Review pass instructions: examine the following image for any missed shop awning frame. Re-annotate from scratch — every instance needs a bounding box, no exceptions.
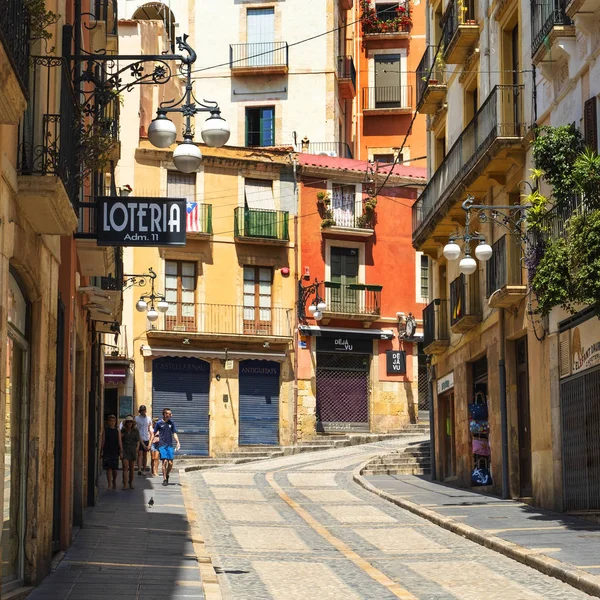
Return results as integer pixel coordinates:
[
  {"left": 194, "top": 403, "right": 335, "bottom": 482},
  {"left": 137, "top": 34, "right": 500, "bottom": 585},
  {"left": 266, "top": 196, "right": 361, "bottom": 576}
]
[{"left": 298, "top": 326, "right": 395, "bottom": 340}]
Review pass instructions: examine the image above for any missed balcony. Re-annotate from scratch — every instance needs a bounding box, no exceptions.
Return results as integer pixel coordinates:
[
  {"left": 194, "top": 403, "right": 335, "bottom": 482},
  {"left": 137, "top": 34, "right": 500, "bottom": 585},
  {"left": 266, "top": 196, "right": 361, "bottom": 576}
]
[
  {"left": 92, "top": 0, "right": 119, "bottom": 53},
  {"left": 323, "top": 282, "right": 382, "bottom": 322},
  {"left": 320, "top": 187, "right": 375, "bottom": 237},
  {"left": 361, "top": 1, "right": 412, "bottom": 45},
  {"left": 103, "top": 325, "right": 130, "bottom": 361},
  {"left": 81, "top": 250, "right": 123, "bottom": 326},
  {"left": 412, "top": 84, "right": 526, "bottom": 251},
  {"left": 17, "top": 56, "right": 81, "bottom": 235},
  {"left": 441, "top": 0, "right": 479, "bottom": 64},
  {"left": 362, "top": 86, "right": 413, "bottom": 116},
  {"left": 0, "top": 0, "right": 29, "bottom": 123},
  {"left": 423, "top": 299, "right": 449, "bottom": 354},
  {"left": 566, "top": 0, "right": 600, "bottom": 18},
  {"left": 531, "top": 0, "right": 574, "bottom": 63},
  {"left": 234, "top": 207, "right": 289, "bottom": 244},
  {"left": 337, "top": 56, "right": 357, "bottom": 99},
  {"left": 302, "top": 141, "right": 353, "bottom": 158},
  {"left": 416, "top": 45, "right": 447, "bottom": 114},
  {"left": 229, "top": 42, "right": 289, "bottom": 76},
  {"left": 149, "top": 303, "right": 293, "bottom": 340},
  {"left": 450, "top": 274, "right": 481, "bottom": 333},
  {"left": 486, "top": 235, "right": 527, "bottom": 308}
]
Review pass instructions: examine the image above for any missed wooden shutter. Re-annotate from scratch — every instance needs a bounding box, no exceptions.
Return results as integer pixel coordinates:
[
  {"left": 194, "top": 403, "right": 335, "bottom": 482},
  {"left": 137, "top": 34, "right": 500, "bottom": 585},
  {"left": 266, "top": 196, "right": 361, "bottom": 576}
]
[{"left": 584, "top": 97, "right": 598, "bottom": 153}]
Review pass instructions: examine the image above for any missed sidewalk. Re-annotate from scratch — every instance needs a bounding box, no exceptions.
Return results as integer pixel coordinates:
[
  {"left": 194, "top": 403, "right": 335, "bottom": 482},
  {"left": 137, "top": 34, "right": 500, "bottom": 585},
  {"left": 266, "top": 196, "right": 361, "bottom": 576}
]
[
  {"left": 27, "top": 469, "right": 217, "bottom": 600},
  {"left": 355, "top": 469, "right": 600, "bottom": 598}
]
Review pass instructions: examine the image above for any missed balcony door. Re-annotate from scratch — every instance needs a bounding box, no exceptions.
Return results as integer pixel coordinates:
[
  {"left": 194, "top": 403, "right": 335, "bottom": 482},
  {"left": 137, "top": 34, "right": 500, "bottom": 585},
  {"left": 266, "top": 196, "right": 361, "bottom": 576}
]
[
  {"left": 330, "top": 247, "right": 359, "bottom": 312},
  {"left": 375, "top": 54, "right": 401, "bottom": 108},
  {"left": 165, "top": 260, "right": 196, "bottom": 331},
  {"left": 331, "top": 184, "right": 356, "bottom": 227},
  {"left": 243, "top": 266, "right": 272, "bottom": 335},
  {"left": 247, "top": 8, "right": 275, "bottom": 66}
]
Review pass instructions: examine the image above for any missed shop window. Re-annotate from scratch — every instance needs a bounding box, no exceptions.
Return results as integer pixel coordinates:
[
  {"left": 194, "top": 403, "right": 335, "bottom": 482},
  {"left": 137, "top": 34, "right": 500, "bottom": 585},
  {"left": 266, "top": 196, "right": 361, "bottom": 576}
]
[
  {"left": 164, "top": 261, "right": 196, "bottom": 331},
  {"left": 469, "top": 356, "right": 492, "bottom": 487},
  {"left": 243, "top": 266, "right": 273, "bottom": 334}
]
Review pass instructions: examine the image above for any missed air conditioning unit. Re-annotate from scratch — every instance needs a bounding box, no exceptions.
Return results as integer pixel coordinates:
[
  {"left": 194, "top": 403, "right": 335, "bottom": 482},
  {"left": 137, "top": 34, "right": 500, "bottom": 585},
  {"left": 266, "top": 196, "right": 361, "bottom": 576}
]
[{"left": 317, "top": 151, "right": 337, "bottom": 157}]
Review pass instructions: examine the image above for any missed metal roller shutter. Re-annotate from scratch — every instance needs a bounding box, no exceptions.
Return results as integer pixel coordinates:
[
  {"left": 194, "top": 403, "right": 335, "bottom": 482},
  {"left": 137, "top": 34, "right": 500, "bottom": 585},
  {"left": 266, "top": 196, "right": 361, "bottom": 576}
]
[
  {"left": 152, "top": 357, "right": 210, "bottom": 456},
  {"left": 239, "top": 360, "right": 280, "bottom": 445}
]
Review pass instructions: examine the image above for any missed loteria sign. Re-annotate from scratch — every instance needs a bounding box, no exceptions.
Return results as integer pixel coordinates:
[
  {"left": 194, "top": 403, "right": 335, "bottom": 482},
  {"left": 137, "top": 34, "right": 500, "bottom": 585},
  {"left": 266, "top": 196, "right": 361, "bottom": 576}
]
[{"left": 96, "top": 197, "right": 186, "bottom": 246}]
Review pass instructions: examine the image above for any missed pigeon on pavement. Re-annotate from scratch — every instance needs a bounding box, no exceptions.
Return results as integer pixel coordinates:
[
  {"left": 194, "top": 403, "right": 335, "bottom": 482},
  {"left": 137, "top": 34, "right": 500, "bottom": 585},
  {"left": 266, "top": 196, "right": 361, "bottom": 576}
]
[{"left": 148, "top": 497, "right": 154, "bottom": 508}]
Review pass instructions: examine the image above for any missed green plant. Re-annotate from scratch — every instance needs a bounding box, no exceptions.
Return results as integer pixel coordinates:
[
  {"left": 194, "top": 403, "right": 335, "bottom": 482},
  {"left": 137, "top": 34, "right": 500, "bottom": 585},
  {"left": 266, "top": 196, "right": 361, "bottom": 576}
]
[
  {"left": 24, "top": 0, "right": 60, "bottom": 49},
  {"left": 80, "top": 120, "right": 119, "bottom": 174},
  {"left": 356, "top": 214, "right": 372, "bottom": 228},
  {"left": 320, "top": 217, "right": 336, "bottom": 228},
  {"left": 316, "top": 191, "right": 331, "bottom": 204},
  {"left": 532, "top": 125, "right": 585, "bottom": 207},
  {"left": 572, "top": 148, "right": 600, "bottom": 209},
  {"left": 524, "top": 189, "right": 548, "bottom": 232},
  {"left": 364, "top": 197, "right": 377, "bottom": 212},
  {"left": 531, "top": 235, "right": 571, "bottom": 315}
]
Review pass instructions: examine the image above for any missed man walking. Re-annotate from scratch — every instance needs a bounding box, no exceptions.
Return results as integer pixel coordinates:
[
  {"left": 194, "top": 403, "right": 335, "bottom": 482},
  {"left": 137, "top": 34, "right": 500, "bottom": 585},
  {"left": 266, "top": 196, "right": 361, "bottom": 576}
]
[
  {"left": 135, "top": 405, "right": 153, "bottom": 475},
  {"left": 154, "top": 408, "right": 180, "bottom": 486}
]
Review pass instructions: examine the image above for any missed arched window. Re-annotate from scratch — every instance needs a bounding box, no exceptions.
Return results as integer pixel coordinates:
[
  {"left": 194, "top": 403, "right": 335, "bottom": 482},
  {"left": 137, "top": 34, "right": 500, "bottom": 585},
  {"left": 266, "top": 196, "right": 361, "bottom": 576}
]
[{"left": 132, "top": 2, "right": 177, "bottom": 51}]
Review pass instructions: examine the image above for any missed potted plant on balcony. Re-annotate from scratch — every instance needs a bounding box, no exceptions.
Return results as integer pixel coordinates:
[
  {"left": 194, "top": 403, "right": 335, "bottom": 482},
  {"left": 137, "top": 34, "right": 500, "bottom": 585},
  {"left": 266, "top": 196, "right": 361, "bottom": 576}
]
[
  {"left": 320, "top": 207, "right": 336, "bottom": 228},
  {"left": 316, "top": 191, "right": 331, "bottom": 206},
  {"left": 24, "top": 0, "right": 60, "bottom": 49}
]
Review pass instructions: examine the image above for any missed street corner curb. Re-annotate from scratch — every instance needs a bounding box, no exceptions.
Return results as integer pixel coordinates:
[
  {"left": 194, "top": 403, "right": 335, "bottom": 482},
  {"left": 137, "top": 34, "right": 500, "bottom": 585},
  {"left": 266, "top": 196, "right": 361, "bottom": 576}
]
[
  {"left": 352, "top": 461, "right": 600, "bottom": 599},
  {"left": 179, "top": 469, "right": 223, "bottom": 600}
]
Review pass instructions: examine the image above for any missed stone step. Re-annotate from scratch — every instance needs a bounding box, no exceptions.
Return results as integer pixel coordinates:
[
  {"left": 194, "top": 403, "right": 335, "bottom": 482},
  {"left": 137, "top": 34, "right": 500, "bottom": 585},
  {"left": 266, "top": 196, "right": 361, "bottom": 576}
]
[
  {"left": 362, "top": 467, "right": 431, "bottom": 476},
  {"left": 371, "top": 457, "right": 431, "bottom": 466},
  {"left": 218, "top": 451, "right": 280, "bottom": 459}
]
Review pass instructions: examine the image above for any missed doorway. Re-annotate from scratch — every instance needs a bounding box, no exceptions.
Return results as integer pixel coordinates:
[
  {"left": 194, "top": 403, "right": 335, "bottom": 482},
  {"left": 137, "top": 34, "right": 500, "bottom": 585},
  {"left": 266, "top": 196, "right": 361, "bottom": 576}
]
[
  {"left": 439, "top": 391, "right": 455, "bottom": 479},
  {"left": 516, "top": 337, "right": 532, "bottom": 497},
  {"left": 374, "top": 54, "right": 401, "bottom": 108},
  {"left": 104, "top": 388, "right": 118, "bottom": 425}
]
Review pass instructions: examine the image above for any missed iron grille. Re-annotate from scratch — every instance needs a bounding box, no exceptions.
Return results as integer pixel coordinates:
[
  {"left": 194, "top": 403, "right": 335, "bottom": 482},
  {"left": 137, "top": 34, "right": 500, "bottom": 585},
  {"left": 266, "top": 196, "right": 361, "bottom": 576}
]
[
  {"left": 316, "top": 353, "right": 370, "bottom": 431},
  {"left": 561, "top": 366, "right": 600, "bottom": 511},
  {"left": 417, "top": 345, "right": 429, "bottom": 411}
]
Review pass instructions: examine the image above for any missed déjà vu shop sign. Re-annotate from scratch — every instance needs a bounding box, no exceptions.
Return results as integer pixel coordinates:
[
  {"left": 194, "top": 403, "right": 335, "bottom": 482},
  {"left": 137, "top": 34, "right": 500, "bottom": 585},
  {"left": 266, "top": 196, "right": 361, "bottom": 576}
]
[
  {"left": 316, "top": 337, "right": 374, "bottom": 354},
  {"left": 97, "top": 197, "right": 186, "bottom": 246}
]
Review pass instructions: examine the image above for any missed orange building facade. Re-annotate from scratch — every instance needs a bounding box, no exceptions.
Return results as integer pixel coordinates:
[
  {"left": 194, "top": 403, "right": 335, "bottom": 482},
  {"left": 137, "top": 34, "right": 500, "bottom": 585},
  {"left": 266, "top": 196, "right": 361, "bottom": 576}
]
[{"left": 295, "top": 154, "right": 427, "bottom": 438}]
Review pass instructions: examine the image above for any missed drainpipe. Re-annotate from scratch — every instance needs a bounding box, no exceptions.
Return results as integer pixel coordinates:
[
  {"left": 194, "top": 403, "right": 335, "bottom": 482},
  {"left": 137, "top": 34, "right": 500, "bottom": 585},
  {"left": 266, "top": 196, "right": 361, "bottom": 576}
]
[
  {"left": 499, "top": 307, "right": 510, "bottom": 499},
  {"left": 291, "top": 154, "right": 299, "bottom": 445},
  {"left": 427, "top": 355, "right": 436, "bottom": 480}
]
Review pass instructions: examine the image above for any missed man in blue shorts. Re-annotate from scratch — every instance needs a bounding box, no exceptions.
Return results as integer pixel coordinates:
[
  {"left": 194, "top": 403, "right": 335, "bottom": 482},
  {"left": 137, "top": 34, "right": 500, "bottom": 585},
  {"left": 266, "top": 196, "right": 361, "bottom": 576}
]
[{"left": 154, "top": 408, "right": 180, "bottom": 486}]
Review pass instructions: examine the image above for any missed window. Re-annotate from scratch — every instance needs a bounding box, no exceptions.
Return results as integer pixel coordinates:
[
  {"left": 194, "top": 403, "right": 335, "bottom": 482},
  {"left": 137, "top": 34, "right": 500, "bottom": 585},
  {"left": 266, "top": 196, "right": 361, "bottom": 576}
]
[
  {"left": 244, "top": 178, "right": 276, "bottom": 210},
  {"left": 331, "top": 184, "right": 357, "bottom": 227},
  {"left": 330, "top": 246, "right": 359, "bottom": 311},
  {"left": 373, "top": 153, "right": 395, "bottom": 164},
  {"left": 246, "top": 107, "right": 275, "bottom": 147},
  {"left": 376, "top": 2, "right": 399, "bottom": 20},
  {"left": 584, "top": 97, "right": 598, "bottom": 153},
  {"left": 375, "top": 54, "right": 401, "bottom": 108},
  {"left": 420, "top": 255, "right": 430, "bottom": 301},
  {"left": 167, "top": 171, "right": 195, "bottom": 202},
  {"left": 243, "top": 266, "right": 272, "bottom": 334},
  {"left": 246, "top": 8, "right": 275, "bottom": 67},
  {"left": 164, "top": 261, "right": 196, "bottom": 331}
]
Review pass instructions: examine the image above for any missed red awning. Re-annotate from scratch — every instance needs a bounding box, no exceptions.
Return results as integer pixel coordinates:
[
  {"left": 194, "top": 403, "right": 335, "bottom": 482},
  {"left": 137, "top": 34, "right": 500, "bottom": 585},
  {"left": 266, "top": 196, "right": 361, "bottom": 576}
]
[{"left": 105, "top": 365, "right": 127, "bottom": 385}]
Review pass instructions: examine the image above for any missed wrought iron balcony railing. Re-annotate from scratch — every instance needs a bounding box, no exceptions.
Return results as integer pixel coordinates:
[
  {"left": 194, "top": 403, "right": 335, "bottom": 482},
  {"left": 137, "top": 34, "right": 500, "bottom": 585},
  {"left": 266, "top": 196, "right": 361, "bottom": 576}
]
[
  {"left": 302, "top": 142, "right": 353, "bottom": 158},
  {"left": 486, "top": 235, "right": 523, "bottom": 297},
  {"left": 18, "top": 57, "right": 82, "bottom": 209},
  {"left": 155, "top": 303, "right": 293, "bottom": 337},
  {"left": 230, "top": 42, "right": 289, "bottom": 70},
  {"left": 337, "top": 55, "right": 356, "bottom": 88},
  {"left": 234, "top": 207, "right": 289, "bottom": 241},
  {"left": 103, "top": 324, "right": 129, "bottom": 359},
  {"left": 442, "top": 0, "right": 477, "bottom": 49},
  {"left": 450, "top": 274, "right": 481, "bottom": 328},
  {"left": 361, "top": 1, "right": 412, "bottom": 35},
  {"left": 413, "top": 84, "right": 525, "bottom": 242},
  {"left": 324, "top": 282, "right": 382, "bottom": 315},
  {"left": 416, "top": 45, "right": 446, "bottom": 107},
  {"left": 362, "top": 85, "right": 412, "bottom": 110},
  {"left": 531, "top": 0, "right": 571, "bottom": 57},
  {"left": 423, "top": 299, "right": 449, "bottom": 349},
  {"left": 0, "top": 0, "right": 30, "bottom": 96}
]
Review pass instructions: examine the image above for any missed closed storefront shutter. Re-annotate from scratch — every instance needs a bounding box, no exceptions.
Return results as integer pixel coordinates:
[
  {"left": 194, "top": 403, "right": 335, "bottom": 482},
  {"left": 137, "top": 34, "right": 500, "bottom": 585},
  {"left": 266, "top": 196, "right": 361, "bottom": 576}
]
[
  {"left": 239, "top": 360, "right": 280, "bottom": 445},
  {"left": 152, "top": 357, "right": 210, "bottom": 456}
]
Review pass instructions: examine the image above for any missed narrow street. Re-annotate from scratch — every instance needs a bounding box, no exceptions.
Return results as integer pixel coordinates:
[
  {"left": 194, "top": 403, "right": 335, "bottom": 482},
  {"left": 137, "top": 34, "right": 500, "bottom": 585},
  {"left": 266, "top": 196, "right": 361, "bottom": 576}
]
[{"left": 189, "top": 439, "right": 595, "bottom": 600}]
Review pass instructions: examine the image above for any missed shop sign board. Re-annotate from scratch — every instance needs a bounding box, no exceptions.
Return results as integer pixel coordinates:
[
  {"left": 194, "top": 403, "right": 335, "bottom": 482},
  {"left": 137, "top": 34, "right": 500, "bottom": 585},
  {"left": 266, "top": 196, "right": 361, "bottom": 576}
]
[
  {"left": 386, "top": 350, "right": 406, "bottom": 374},
  {"left": 437, "top": 371, "right": 454, "bottom": 395},
  {"left": 97, "top": 197, "right": 186, "bottom": 246},
  {"left": 316, "top": 336, "right": 373, "bottom": 354},
  {"left": 571, "top": 319, "right": 600, "bottom": 374}
]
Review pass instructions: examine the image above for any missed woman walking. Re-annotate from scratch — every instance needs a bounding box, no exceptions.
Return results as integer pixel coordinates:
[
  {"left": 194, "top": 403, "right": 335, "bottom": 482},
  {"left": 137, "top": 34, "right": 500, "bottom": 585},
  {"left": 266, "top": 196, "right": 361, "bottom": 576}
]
[
  {"left": 101, "top": 415, "right": 122, "bottom": 490},
  {"left": 150, "top": 417, "right": 160, "bottom": 476},
  {"left": 121, "top": 415, "right": 141, "bottom": 489}
]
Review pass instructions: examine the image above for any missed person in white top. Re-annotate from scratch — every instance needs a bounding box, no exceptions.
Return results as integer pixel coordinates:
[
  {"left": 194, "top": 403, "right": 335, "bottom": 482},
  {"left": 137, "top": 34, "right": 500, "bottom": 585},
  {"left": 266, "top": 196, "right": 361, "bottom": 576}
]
[{"left": 135, "top": 405, "right": 153, "bottom": 475}]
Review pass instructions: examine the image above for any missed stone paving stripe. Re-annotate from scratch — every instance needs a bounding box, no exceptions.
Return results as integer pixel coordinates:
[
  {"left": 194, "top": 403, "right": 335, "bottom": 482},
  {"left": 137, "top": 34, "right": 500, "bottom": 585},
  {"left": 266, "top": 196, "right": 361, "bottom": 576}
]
[
  {"left": 265, "top": 471, "right": 418, "bottom": 600},
  {"left": 202, "top": 472, "right": 257, "bottom": 486},
  {"left": 219, "top": 502, "right": 284, "bottom": 523},
  {"left": 231, "top": 525, "right": 311, "bottom": 553},
  {"left": 210, "top": 487, "right": 266, "bottom": 501},
  {"left": 252, "top": 560, "right": 363, "bottom": 600},
  {"left": 298, "top": 488, "right": 362, "bottom": 503},
  {"left": 409, "top": 560, "right": 548, "bottom": 600},
  {"left": 354, "top": 527, "right": 451, "bottom": 555},
  {"left": 64, "top": 560, "right": 199, "bottom": 569},
  {"left": 322, "top": 504, "right": 397, "bottom": 523},
  {"left": 286, "top": 472, "right": 338, "bottom": 487},
  {"left": 484, "top": 525, "right": 569, "bottom": 533}
]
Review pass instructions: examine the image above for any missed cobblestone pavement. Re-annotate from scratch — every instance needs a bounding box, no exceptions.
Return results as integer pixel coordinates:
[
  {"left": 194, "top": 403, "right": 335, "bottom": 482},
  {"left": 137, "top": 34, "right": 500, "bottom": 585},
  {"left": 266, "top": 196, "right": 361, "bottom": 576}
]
[{"left": 189, "top": 437, "right": 596, "bottom": 600}]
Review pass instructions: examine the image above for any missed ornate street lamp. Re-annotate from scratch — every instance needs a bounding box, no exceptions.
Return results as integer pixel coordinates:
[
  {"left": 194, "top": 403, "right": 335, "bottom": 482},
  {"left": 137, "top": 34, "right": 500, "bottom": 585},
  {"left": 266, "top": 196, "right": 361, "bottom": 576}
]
[
  {"left": 123, "top": 268, "right": 169, "bottom": 322},
  {"left": 298, "top": 279, "right": 327, "bottom": 322}
]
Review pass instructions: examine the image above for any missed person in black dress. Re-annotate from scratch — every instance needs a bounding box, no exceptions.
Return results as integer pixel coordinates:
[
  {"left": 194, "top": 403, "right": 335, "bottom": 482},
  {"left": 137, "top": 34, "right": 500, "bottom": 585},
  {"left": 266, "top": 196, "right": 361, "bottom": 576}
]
[{"left": 101, "top": 415, "right": 123, "bottom": 490}]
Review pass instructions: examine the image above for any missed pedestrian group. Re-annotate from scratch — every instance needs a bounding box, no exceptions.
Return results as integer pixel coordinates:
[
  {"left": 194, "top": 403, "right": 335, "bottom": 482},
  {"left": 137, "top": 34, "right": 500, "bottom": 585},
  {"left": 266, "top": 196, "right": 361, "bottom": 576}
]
[{"left": 101, "top": 406, "right": 181, "bottom": 490}]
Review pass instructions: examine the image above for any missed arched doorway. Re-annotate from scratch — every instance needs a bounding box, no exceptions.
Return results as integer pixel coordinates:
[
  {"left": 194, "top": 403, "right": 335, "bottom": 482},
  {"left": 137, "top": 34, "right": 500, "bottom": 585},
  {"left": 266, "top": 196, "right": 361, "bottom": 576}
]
[
  {"left": 152, "top": 357, "right": 210, "bottom": 456},
  {"left": 132, "top": 2, "right": 177, "bottom": 50}
]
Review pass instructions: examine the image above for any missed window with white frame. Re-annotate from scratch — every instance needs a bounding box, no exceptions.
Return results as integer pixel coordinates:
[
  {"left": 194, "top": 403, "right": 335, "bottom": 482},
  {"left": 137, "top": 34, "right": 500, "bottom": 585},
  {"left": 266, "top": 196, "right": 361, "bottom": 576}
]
[
  {"left": 420, "top": 254, "right": 430, "bottom": 302},
  {"left": 331, "top": 184, "right": 358, "bottom": 227}
]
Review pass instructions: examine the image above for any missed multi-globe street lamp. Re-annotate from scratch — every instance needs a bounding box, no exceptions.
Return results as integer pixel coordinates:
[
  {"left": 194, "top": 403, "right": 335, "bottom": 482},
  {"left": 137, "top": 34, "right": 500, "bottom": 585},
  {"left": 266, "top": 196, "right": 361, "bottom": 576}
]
[{"left": 124, "top": 268, "right": 169, "bottom": 323}]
